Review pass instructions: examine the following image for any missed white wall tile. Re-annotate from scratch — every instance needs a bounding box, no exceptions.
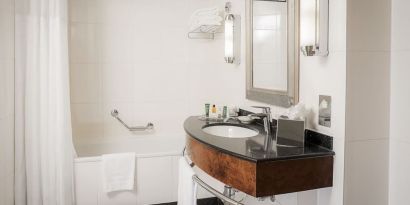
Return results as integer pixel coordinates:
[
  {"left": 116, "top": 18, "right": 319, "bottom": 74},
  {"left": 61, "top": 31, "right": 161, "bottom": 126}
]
[
  {"left": 346, "top": 51, "right": 390, "bottom": 141},
  {"left": 0, "top": 61, "right": 14, "bottom": 119},
  {"left": 98, "top": 25, "right": 135, "bottom": 64},
  {"left": 389, "top": 140, "right": 410, "bottom": 205},
  {"left": 390, "top": 51, "right": 410, "bottom": 144},
  {"left": 390, "top": 1, "right": 410, "bottom": 204},
  {"left": 0, "top": 8, "right": 14, "bottom": 62},
  {"left": 158, "top": 0, "right": 190, "bottom": 28},
  {"left": 133, "top": 0, "right": 161, "bottom": 29},
  {"left": 70, "top": 63, "right": 102, "bottom": 103},
  {"left": 0, "top": 3, "right": 14, "bottom": 205},
  {"left": 99, "top": 0, "right": 137, "bottom": 25},
  {"left": 132, "top": 31, "right": 161, "bottom": 63},
  {"left": 391, "top": 0, "right": 410, "bottom": 51},
  {"left": 71, "top": 103, "right": 104, "bottom": 142},
  {"left": 344, "top": 139, "right": 389, "bottom": 205},
  {"left": 101, "top": 64, "right": 135, "bottom": 103},
  {"left": 70, "top": 23, "right": 100, "bottom": 63},
  {"left": 347, "top": 0, "right": 391, "bottom": 51},
  {"left": 0, "top": 117, "right": 14, "bottom": 205},
  {"left": 69, "top": 0, "right": 101, "bottom": 23}
]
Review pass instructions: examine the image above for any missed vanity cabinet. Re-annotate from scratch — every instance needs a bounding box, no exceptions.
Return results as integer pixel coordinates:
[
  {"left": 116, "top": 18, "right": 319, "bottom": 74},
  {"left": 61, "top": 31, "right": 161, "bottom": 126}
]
[{"left": 187, "top": 136, "right": 333, "bottom": 197}]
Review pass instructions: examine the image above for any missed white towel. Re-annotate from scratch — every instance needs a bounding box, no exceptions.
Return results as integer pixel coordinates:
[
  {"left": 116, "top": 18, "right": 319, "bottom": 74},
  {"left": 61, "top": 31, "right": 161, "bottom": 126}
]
[
  {"left": 177, "top": 157, "right": 197, "bottom": 205},
  {"left": 189, "top": 7, "right": 222, "bottom": 31},
  {"left": 101, "top": 153, "right": 136, "bottom": 193}
]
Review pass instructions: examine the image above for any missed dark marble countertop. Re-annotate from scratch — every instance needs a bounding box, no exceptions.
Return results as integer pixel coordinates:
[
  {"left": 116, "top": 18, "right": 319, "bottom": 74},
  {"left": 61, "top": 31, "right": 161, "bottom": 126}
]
[{"left": 184, "top": 116, "right": 335, "bottom": 163}]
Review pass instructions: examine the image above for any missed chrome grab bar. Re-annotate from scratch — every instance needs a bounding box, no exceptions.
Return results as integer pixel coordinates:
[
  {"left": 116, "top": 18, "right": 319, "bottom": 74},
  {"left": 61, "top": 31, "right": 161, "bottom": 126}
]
[
  {"left": 192, "top": 175, "right": 244, "bottom": 205},
  {"left": 110, "top": 109, "right": 154, "bottom": 131}
]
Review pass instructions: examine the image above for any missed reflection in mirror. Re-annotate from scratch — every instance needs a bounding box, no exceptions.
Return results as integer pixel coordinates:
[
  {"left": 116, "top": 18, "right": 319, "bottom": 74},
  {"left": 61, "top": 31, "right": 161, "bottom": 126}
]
[
  {"left": 253, "top": 0, "right": 287, "bottom": 91},
  {"left": 246, "top": 0, "right": 299, "bottom": 108}
]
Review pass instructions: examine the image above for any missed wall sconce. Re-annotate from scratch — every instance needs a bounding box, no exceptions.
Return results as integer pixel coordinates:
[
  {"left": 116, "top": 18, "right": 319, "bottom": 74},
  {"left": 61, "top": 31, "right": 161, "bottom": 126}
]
[
  {"left": 301, "top": 0, "right": 329, "bottom": 56},
  {"left": 224, "top": 2, "right": 240, "bottom": 64}
]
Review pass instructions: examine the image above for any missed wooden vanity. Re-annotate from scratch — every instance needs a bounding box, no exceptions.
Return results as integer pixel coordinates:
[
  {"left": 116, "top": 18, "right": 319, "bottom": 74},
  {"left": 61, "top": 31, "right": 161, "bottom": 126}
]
[{"left": 184, "top": 116, "right": 334, "bottom": 197}]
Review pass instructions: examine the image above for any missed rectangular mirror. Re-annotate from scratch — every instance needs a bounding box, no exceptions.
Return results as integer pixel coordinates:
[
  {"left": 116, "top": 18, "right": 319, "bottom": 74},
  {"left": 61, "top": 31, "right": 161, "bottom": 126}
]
[{"left": 246, "top": 0, "right": 299, "bottom": 107}]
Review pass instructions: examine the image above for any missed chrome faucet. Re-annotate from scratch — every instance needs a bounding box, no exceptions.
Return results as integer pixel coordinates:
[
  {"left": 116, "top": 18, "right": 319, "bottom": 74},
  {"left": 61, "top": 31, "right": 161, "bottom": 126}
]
[{"left": 249, "top": 106, "right": 274, "bottom": 151}]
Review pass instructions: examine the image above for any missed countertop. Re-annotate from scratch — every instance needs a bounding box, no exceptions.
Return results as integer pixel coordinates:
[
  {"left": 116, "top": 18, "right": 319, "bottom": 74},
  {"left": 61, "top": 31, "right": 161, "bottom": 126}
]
[{"left": 184, "top": 116, "right": 335, "bottom": 162}]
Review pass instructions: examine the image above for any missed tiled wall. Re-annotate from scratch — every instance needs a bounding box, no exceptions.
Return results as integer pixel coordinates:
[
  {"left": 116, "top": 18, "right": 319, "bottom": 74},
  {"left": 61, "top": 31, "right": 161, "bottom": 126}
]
[
  {"left": 69, "top": 0, "right": 246, "bottom": 143},
  {"left": 344, "top": 0, "right": 391, "bottom": 204},
  {"left": 390, "top": 0, "right": 410, "bottom": 204},
  {"left": 0, "top": 0, "right": 14, "bottom": 204}
]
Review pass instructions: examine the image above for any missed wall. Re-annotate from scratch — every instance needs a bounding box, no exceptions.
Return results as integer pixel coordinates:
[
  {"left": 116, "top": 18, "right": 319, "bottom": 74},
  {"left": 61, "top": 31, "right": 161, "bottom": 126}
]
[
  {"left": 344, "top": 0, "right": 391, "bottom": 204},
  {"left": 390, "top": 0, "right": 410, "bottom": 204},
  {"left": 69, "top": 0, "right": 347, "bottom": 204},
  {"left": 0, "top": 0, "right": 14, "bottom": 204},
  {"left": 69, "top": 0, "right": 245, "bottom": 144}
]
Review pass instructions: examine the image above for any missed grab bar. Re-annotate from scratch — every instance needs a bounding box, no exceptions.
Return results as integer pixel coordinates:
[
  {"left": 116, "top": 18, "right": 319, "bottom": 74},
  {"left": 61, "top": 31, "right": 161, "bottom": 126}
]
[
  {"left": 110, "top": 109, "right": 154, "bottom": 131},
  {"left": 192, "top": 175, "right": 244, "bottom": 205}
]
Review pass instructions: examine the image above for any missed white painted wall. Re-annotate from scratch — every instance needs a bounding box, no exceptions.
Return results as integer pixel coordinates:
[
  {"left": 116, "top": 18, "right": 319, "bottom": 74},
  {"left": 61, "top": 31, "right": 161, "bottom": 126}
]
[
  {"left": 69, "top": 0, "right": 347, "bottom": 204},
  {"left": 390, "top": 0, "right": 410, "bottom": 204},
  {"left": 0, "top": 0, "right": 14, "bottom": 204},
  {"left": 344, "top": 0, "right": 391, "bottom": 204}
]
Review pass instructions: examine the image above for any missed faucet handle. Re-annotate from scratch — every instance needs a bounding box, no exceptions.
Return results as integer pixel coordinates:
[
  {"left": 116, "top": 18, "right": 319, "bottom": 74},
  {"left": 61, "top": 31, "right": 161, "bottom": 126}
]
[{"left": 251, "top": 106, "right": 271, "bottom": 113}]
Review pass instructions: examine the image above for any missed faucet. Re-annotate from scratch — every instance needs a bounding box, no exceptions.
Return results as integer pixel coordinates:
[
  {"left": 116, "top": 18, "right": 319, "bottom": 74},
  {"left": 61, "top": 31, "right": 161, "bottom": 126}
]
[{"left": 249, "top": 106, "right": 274, "bottom": 151}]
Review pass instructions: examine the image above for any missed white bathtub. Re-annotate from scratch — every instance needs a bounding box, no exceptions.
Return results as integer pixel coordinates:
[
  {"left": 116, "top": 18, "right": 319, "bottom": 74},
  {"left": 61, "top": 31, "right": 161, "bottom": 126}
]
[{"left": 74, "top": 137, "right": 185, "bottom": 205}]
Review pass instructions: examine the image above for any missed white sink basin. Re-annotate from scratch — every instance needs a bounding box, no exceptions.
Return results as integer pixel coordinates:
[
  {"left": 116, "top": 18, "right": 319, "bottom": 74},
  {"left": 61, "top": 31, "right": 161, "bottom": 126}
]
[{"left": 202, "top": 125, "right": 259, "bottom": 138}]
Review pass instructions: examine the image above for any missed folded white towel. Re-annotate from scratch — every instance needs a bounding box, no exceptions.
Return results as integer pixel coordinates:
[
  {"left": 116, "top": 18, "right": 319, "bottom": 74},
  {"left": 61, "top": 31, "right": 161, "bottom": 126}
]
[
  {"left": 189, "top": 16, "right": 223, "bottom": 32},
  {"left": 177, "top": 157, "right": 197, "bottom": 205},
  {"left": 101, "top": 153, "right": 136, "bottom": 193},
  {"left": 189, "top": 7, "right": 222, "bottom": 31}
]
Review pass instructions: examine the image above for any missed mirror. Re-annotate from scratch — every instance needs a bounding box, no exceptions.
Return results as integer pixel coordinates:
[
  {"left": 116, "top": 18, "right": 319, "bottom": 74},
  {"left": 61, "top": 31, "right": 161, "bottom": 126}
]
[{"left": 246, "top": 0, "right": 299, "bottom": 107}]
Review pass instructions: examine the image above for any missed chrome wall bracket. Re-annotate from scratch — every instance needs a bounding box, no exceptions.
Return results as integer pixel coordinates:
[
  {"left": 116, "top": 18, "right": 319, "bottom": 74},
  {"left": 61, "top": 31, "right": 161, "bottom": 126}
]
[
  {"left": 301, "top": 0, "right": 329, "bottom": 56},
  {"left": 110, "top": 109, "right": 154, "bottom": 132}
]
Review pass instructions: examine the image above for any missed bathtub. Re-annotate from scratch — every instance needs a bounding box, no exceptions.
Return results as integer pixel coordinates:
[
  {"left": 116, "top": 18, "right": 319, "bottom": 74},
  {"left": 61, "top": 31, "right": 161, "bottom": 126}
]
[{"left": 74, "top": 137, "right": 185, "bottom": 205}]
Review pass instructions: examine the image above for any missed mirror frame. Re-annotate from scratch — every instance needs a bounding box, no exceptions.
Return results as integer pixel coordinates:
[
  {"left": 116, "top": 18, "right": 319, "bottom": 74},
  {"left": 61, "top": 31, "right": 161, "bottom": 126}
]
[{"left": 246, "top": 0, "right": 300, "bottom": 108}]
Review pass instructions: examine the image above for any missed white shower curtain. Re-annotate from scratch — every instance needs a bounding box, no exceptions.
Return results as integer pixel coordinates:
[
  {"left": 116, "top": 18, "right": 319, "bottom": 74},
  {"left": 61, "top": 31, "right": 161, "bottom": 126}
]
[{"left": 14, "top": 0, "right": 75, "bottom": 204}]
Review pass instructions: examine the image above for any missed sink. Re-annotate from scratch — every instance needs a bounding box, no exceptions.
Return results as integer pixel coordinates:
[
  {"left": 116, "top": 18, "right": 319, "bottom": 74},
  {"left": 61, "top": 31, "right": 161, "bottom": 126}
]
[{"left": 202, "top": 124, "right": 259, "bottom": 138}]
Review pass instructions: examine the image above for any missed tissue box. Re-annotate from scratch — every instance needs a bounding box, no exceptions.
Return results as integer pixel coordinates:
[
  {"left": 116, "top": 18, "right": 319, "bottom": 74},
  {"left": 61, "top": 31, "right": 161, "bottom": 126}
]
[{"left": 276, "top": 118, "right": 305, "bottom": 147}]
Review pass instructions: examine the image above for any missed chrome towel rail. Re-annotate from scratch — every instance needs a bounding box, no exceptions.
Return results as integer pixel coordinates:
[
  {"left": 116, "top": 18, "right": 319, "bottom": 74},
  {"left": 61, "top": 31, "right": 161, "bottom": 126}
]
[
  {"left": 182, "top": 147, "right": 244, "bottom": 205},
  {"left": 110, "top": 109, "right": 154, "bottom": 132},
  {"left": 192, "top": 175, "right": 244, "bottom": 205}
]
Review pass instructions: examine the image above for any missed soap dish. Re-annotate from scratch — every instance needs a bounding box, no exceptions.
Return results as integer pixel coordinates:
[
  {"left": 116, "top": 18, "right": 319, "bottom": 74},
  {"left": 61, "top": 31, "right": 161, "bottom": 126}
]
[{"left": 237, "top": 116, "right": 257, "bottom": 124}]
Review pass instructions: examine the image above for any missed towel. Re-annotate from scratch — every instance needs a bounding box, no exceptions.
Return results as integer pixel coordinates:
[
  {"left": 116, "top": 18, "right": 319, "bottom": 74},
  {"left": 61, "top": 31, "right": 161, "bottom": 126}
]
[
  {"left": 177, "top": 157, "right": 197, "bottom": 205},
  {"left": 101, "top": 153, "right": 136, "bottom": 193},
  {"left": 189, "top": 7, "right": 222, "bottom": 31}
]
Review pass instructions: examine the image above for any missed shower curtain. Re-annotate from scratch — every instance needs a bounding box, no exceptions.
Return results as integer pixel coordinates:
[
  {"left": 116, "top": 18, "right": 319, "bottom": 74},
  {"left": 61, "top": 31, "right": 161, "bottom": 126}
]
[{"left": 14, "top": 0, "right": 75, "bottom": 204}]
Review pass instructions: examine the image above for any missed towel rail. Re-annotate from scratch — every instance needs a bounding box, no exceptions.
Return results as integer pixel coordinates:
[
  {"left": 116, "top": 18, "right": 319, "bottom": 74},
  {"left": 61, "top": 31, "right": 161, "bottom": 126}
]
[
  {"left": 192, "top": 175, "right": 244, "bottom": 205},
  {"left": 182, "top": 147, "right": 244, "bottom": 205}
]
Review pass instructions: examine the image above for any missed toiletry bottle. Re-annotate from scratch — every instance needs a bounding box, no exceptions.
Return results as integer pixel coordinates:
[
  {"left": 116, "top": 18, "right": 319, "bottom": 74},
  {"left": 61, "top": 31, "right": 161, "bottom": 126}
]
[
  {"left": 212, "top": 105, "right": 217, "bottom": 115},
  {"left": 205, "top": 103, "right": 210, "bottom": 117},
  {"left": 222, "top": 106, "right": 228, "bottom": 119}
]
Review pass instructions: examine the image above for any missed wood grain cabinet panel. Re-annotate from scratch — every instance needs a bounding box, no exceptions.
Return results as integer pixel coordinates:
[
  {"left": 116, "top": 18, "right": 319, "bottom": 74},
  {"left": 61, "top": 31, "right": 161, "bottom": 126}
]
[{"left": 186, "top": 135, "right": 333, "bottom": 197}]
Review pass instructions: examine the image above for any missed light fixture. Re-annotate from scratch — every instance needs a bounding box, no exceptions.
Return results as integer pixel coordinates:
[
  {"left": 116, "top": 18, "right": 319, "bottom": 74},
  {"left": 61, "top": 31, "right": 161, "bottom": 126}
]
[
  {"left": 224, "top": 2, "right": 235, "bottom": 64},
  {"left": 301, "top": 0, "right": 329, "bottom": 56}
]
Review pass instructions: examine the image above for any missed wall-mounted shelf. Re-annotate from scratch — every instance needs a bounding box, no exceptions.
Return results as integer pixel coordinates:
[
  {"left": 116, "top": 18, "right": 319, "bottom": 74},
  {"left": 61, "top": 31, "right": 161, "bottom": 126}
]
[{"left": 187, "top": 25, "right": 222, "bottom": 39}]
